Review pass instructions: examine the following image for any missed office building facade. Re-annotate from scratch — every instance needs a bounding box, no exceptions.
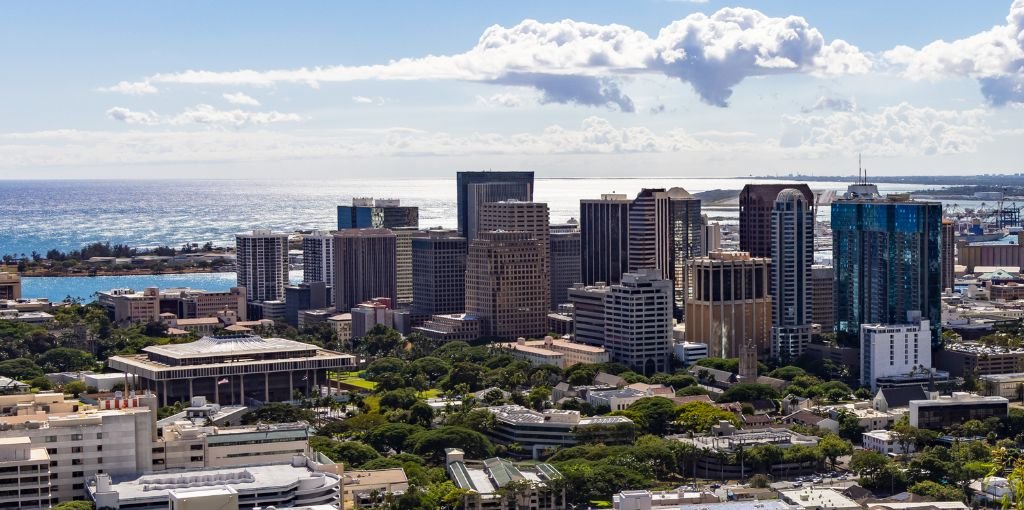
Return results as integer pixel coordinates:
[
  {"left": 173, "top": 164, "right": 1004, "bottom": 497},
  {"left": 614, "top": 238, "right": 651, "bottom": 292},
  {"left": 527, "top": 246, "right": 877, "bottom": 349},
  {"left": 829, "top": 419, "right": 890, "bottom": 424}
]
[
  {"left": 770, "top": 188, "right": 814, "bottom": 360},
  {"left": 159, "top": 287, "right": 247, "bottom": 321},
  {"left": 740, "top": 184, "right": 814, "bottom": 258},
  {"left": 685, "top": 251, "right": 772, "bottom": 358},
  {"left": 860, "top": 318, "right": 932, "bottom": 391},
  {"left": 465, "top": 231, "right": 547, "bottom": 340},
  {"left": 393, "top": 227, "right": 425, "bottom": 306},
  {"left": 580, "top": 194, "right": 631, "bottom": 286},
  {"left": 550, "top": 227, "right": 581, "bottom": 309},
  {"left": 284, "top": 282, "right": 328, "bottom": 327},
  {"left": 235, "top": 230, "right": 288, "bottom": 303},
  {"left": 332, "top": 229, "right": 397, "bottom": 312},
  {"left": 337, "top": 197, "right": 418, "bottom": 230},
  {"left": 810, "top": 265, "right": 835, "bottom": 331},
  {"left": 301, "top": 230, "right": 334, "bottom": 299},
  {"left": 942, "top": 219, "right": 955, "bottom": 291},
  {"left": 832, "top": 184, "right": 942, "bottom": 341},
  {"left": 456, "top": 171, "right": 534, "bottom": 239},
  {"left": 411, "top": 230, "right": 467, "bottom": 316},
  {"left": 0, "top": 274, "right": 20, "bottom": 301}
]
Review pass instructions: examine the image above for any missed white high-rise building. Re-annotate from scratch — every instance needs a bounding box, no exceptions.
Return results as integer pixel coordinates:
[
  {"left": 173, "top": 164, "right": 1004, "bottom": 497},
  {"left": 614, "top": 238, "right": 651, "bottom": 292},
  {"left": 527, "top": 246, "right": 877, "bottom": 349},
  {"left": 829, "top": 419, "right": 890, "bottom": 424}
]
[
  {"left": 770, "top": 189, "right": 814, "bottom": 361},
  {"left": 302, "top": 230, "right": 334, "bottom": 285},
  {"left": 235, "top": 230, "right": 289, "bottom": 302},
  {"left": 860, "top": 314, "right": 932, "bottom": 391}
]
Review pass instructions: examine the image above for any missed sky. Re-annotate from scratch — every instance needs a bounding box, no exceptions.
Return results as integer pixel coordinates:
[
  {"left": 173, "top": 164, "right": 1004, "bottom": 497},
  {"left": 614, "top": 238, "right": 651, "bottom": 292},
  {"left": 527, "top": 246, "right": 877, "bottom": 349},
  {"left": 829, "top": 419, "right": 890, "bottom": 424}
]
[{"left": 1, "top": 1, "right": 1023, "bottom": 179}]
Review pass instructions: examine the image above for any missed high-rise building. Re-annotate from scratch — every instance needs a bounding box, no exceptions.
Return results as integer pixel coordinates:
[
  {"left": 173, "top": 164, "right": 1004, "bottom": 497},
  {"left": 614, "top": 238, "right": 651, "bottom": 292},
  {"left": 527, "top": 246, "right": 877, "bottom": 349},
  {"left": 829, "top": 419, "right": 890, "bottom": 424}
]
[
  {"left": 333, "top": 229, "right": 397, "bottom": 312},
  {"left": 465, "top": 183, "right": 534, "bottom": 241},
  {"left": 479, "top": 200, "right": 552, "bottom": 308},
  {"left": 627, "top": 188, "right": 670, "bottom": 276},
  {"left": 550, "top": 222, "right": 581, "bottom": 309},
  {"left": 811, "top": 265, "right": 835, "bottom": 331},
  {"left": 832, "top": 184, "right": 942, "bottom": 342},
  {"left": 580, "top": 193, "right": 631, "bottom": 286},
  {"left": 685, "top": 251, "right": 772, "bottom": 359},
  {"left": 701, "top": 215, "right": 721, "bottom": 256},
  {"left": 284, "top": 282, "right": 328, "bottom": 327},
  {"left": 770, "top": 188, "right": 815, "bottom": 361},
  {"left": 942, "top": 219, "right": 955, "bottom": 292},
  {"left": 393, "top": 227, "right": 426, "bottom": 306},
  {"left": 235, "top": 230, "right": 289, "bottom": 302},
  {"left": 860, "top": 315, "right": 932, "bottom": 391},
  {"left": 0, "top": 273, "right": 20, "bottom": 300},
  {"left": 456, "top": 171, "right": 534, "bottom": 239},
  {"left": 740, "top": 184, "right": 815, "bottom": 258},
  {"left": 337, "top": 197, "right": 419, "bottom": 230},
  {"left": 465, "top": 231, "right": 547, "bottom": 339},
  {"left": 667, "top": 188, "right": 703, "bottom": 319},
  {"left": 411, "top": 229, "right": 467, "bottom": 316},
  {"left": 567, "top": 270, "right": 672, "bottom": 375},
  {"left": 302, "top": 230, "right": 334, "bottom": 284}
]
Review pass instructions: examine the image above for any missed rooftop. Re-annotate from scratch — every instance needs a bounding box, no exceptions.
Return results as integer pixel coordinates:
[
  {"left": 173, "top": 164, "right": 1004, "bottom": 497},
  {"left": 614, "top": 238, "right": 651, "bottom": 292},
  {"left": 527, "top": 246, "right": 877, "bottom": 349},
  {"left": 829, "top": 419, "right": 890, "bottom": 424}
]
[
  {"left": 449, "top": 458, "right": 559, "bottom": 494},
  {"left": 780, "top": 487, "right": 859, "bottom": 509},
  {"left": 143, "top": 334, "right": 318, "bottom": 359}
]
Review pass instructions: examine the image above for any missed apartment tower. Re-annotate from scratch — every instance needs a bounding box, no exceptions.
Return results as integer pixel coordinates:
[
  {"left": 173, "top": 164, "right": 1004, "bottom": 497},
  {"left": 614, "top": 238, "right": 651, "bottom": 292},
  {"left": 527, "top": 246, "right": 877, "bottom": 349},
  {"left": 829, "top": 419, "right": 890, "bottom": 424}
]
[
  {"left": 739, "top": 184, "right": 814, "bottom": 258},
  {"left": 333, "top": 229, "right": 397, "bottom": 311},
  {"left": 770, "top": 188, "right": 815, "bottom": 360},
  {"left": 235, "top": 229, "right": 289, "bottom": 302},
  {"left": 685, "top": 251, "right": 772, "bottom": 358}
]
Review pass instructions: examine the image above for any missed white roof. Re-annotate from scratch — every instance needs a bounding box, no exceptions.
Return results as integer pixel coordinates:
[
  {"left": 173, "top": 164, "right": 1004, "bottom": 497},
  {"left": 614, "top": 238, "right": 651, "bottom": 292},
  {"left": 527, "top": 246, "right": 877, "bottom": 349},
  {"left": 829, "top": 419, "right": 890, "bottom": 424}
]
[{"left": 143, "top": 334, "right": 317, "bottom": 359}]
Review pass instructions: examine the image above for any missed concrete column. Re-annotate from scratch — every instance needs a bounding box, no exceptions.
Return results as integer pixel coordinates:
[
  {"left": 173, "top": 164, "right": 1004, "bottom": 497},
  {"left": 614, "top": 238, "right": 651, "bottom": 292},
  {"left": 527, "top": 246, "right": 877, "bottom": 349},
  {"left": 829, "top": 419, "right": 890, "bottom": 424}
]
[
  {"left": 265, "top": 372, "right": 270, "bottom": 403},
  {"left": 215, "top": 377, "right": 220, "bottom": 404},
  {"left": 161, "top": 381, "right": 168, "bottom": 407},
  {"left": 239, "top": 375, "right": 245, "bottom": 406},
  {"left": 288, "top": 372, "right": 293, "bottom": 400},
  {"left": 189, "top": 378, "right": 194, "bottom": 402}
]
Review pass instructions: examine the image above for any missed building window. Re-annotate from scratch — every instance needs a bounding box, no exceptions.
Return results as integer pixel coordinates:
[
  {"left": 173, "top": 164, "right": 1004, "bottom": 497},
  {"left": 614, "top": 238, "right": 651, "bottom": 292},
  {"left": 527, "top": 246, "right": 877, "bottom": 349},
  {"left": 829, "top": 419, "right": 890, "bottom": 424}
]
[{"left": 71, "top": 447, "right": 82, "bottom": 454}]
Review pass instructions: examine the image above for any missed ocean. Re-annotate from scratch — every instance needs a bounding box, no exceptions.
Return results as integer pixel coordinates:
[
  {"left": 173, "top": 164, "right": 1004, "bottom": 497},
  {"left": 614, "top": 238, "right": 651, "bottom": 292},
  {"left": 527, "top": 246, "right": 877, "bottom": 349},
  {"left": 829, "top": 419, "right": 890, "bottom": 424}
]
[{"left": 21, "top": 270, "right": 304, "bottom": 303}]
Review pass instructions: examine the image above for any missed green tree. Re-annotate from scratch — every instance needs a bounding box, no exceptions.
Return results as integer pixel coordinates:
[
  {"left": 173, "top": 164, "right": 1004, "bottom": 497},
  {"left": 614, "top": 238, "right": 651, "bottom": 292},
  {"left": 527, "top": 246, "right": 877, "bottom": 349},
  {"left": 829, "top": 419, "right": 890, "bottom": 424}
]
[
  {"left": 309, "top": 437, "right": 380, "bottom": 467},
  {"left": 64, "top": 380, "right": 87, "bottom": 396},
  {"left": 241, "top": 403, "right": 315, "bottom": 425},
  {"left": 406, "top": 426, "right": 495, "bottom": 462},
  {"left": 849, "top": 449, "right": 891, "bottom": 478},
  {"left": 0, "top": 358, "right": 43, "bottom": 380},
  {"left": 365, "top": 423, "right": 425, "bottom": 454},
  {"left": 908, "top": 480, "right": 965, "bottom": 502},
  {"left": 363, "top": 357, "right": 409, "bottom": 382},
  {"left": 407, "top": 401, "right": 435, "bottom": 428},
  {"left": 52, "top": 502, "right": 94, "bottom": 510},
  {"left": 528, "top": 386, "right": 551, "bottom": 410},
  {"left": 441, "top": 362, "right": 487, "bottom": 392},
  {"left": 718, "top": 383, "right": 779, "bottom": 403},
  {"left": 37, "top": 348, "right": 95, "bottom": 372},
  {"left": 675, "top": 401, "right": 740, "bottom": 433},
  {"left": 619, "top": 397, "right": 677, "bottom": 435},
  {"left": 817, "top": 434, "right": 853, "bottom": 471},
  {"left": 379, "top": 388, "right": 421, "bottom": 411}
]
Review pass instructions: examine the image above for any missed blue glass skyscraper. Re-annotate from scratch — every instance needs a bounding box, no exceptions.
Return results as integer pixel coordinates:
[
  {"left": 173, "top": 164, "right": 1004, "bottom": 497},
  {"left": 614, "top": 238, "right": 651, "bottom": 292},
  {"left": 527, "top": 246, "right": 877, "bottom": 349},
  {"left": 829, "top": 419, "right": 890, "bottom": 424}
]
[{"left": 832, "top": 184, "right": 942, "bottom": 344}]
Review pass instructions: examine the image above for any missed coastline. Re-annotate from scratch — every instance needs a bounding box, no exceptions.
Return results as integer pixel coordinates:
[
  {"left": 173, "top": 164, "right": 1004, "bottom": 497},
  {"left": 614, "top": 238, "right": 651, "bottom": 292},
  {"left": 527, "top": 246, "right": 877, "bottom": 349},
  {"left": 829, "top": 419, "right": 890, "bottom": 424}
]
[{"left": 2, "top": 266, "right": 233, "bottom": 278}]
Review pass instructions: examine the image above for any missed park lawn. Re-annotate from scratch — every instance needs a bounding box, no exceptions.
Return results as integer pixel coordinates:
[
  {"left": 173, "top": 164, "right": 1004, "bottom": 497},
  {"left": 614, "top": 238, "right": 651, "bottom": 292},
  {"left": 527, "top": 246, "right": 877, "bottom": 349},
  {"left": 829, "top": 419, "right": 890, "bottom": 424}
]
[
  {"left": 418, "top": 389, "right": 441, "bottom": 399},
  {"left": 589, "top": 500, "right": 612, "bottom": 508},
  {"left": 333, "top": 372, "right": 377, "bottom": 391}
]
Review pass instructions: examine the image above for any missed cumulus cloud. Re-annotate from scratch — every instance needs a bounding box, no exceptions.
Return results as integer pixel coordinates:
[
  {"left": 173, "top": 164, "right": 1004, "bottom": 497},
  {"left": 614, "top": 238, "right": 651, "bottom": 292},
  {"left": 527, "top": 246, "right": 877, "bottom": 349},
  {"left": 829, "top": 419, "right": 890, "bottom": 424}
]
[
  {"left": 351, "top": 95, "right": 391, "bottom": 105},
  {"left": 476, "top": 93, "right": 530, "bottom": 108},
  {"left": 105, "top": 105, "right": 302, "bottom": 128},
  {"left": 801, "top": 96, "right": 856, "bottom": 113},
  {"left": 100, "top": 81, "right": 158, "bottom": 95},
  {"left": 222, "top": 92, "right": 261, "bottom": 106},
  {"left": 883, "top": 0, "right": 1024, "bottom": 106},
  {"left": 104, "top": 8, "right": 868, "bottom": 109},
  {"left": 781, "top": 102, "right": 989, "bottom": 156}
]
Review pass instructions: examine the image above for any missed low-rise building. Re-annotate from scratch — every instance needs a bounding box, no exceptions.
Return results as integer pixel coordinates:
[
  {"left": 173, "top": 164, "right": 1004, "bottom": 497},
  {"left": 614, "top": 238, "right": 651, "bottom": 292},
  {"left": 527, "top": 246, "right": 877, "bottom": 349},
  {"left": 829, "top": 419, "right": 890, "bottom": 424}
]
[
  {"left": 673, "top": 423, "right": 821, "bottom": 480},
  {"left": 0, "top": 309, "right": 54, "bottom": 324},
  {"left": 341, "top": 468, "right": 409, "bottom": 508},
  {"left": 497, "top": 336, "right": 610, "bottom": 369},
  {"left": 0, "top": 437, "right": 50, "bottom": 510},
  {"left": 909, "top": 392, "right": 1008, "bottom": 429},
  {"left": 980, "top": 372, "right": 1024, "bottom": 399},
  {"left": 155, "top": 420, "right": 310, "bottom": 472},
  {"left": 873, "top": 386, "right": 929, "bottom": 413},
  {"left": 587, "top": 384, "right": 674, "bottom": 411},
  {"left": 486, "top": 405, "right": 634, "bottom": 459},
  {"left": 674, "top": 342, "right": 709, "bottom": 366},
  {"left": 935, "top": 342, "right": 1024, "bottom": 377},
  {"left": 781, "top": 411, "right": 839, "bottom": 434},
  {"left": 327, "top": 313, "right": 353, "bottom": 345},
  {"left": 862, "top": 429, "right": 914, "bottom": 455},
  {"left": 98, "top": 287, "right": 161, "bottom": 325},
  {"left": 413, "top": 313, "right": 481, "bottom": 342},
  {"left": 779, "top": 488, "right": 860, "bottom": 510},
  {"left": 445, "top": 449, "right": 566, "bottom": 510},
  {"left": 612, "top": 488, "right": 719, "bottom": 510}
]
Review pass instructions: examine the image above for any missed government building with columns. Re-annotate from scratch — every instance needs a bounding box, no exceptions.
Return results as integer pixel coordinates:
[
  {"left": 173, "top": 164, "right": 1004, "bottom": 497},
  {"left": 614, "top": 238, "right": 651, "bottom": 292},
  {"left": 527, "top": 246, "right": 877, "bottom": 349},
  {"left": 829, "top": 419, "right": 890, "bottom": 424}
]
[{"left": 109, "top": 334, "right": 356, "bottom": 406}]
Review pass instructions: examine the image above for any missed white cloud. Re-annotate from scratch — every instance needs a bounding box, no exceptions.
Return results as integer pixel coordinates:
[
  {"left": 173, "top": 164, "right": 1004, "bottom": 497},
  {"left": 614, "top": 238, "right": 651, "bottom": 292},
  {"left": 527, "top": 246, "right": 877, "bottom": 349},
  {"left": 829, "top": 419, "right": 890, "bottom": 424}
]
[
  {"left": 106, "top": 105, "right": 302, "bottom": 128},
  {"left": 105, "top": 7, "right": 869, "bottom": 109},
  {"left": 475, "top": 93, "right": 530, "bottom": 108},
  {"left": 105, "top": 107, "right": 161, "bottom": 126},
  {"left": 100, "top": 81, "right": 158, "bottom": 95},
  {"left": 222, "top": 92, "right": 261, "bottom": 106},
  {"left": 883, "top": 0, "right": 1024, "bottom": 105},
  {"left": 351, "top": 95, "right": 390, "bottom": 105},
  {"left": 801, "top": 96, "right": 856, "bottom": 113},
  {"left": 781, "top": 103, "right": 990, "bottom": 156}
]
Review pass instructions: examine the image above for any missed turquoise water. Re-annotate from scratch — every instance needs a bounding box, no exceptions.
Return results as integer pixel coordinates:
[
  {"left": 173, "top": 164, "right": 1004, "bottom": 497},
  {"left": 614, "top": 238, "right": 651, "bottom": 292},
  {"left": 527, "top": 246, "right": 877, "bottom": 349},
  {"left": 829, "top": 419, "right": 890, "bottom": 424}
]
[{"left": 22, "top": 270, "right": 302, "bottom": 303}]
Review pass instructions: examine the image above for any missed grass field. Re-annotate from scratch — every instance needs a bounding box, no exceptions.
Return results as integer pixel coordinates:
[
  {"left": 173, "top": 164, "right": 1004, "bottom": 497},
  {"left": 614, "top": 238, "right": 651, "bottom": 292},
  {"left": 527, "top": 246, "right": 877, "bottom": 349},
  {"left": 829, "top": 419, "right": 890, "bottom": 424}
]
[{"left": 332, "top": 371, "right": 377, "bottom": 391}]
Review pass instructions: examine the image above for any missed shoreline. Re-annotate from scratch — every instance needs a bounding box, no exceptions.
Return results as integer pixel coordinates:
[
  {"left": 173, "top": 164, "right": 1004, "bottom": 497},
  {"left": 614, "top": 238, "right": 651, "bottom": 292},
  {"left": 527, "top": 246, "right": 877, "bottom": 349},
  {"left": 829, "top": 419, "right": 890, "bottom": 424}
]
[{"left": 4, "top": 267, "right": 235, "bottom": 278}]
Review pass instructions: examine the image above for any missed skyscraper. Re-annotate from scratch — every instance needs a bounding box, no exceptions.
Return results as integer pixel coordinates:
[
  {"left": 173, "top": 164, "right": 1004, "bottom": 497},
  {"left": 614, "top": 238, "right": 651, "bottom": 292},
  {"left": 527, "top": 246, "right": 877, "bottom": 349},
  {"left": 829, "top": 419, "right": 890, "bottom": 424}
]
[
  {"left": 550, "top": 221, "right": 581, "bottom": 309},
  {"left": 666, "top": 188, "right": 703, "bottom": 319},
  {"left": 333, "top": 229, "right": 397, "bottom": 311},
  {"left": 580, "top": 193, "right": 631, "bottom": 286},
  {"left": 465, "top": 231, "right": 547, "bottom": 339},
  {"left": 284, "top": 281, "right": 328, "bottom": 327},
  {"left": 811, "top": 265, "right": 835, "bottom": 331},
  {"left": 770, "top": 188, "right": 814, "bottom": 361},
  {"left": 832, "top": 184, "right": 942, "bottom": 342},
  {"left": 479, "top": 200, "right": 551, "bottom": 308},
  {"left": 235, "top": 230, "right": 289, "bottom": 302},
  {"left": 568, "top": 269, "right": 673, "bottom": 375},
  {"left": 337, "top": 198, "right": 418, "bottom": 230},
  {"left": 302, "top": 231, "right": 334, "bottom": 302},
  {"left": 685, "top": 251, "right": 772, "bottom": 358},
  {"left": 701, "top": 216, "right": 721, "bottom": 256},
  {"left": 411, "top": 229, "right": 467, "bottom": 316},
  {"left": 627, "top": 188, "right": 670, "bottom": 276},
  {"left": 393, "top": 227, "right": 426, "bottom": 306},
  {"left": 942, "top": 219, "right": 955, "bottom": 292},
  {"left": 740, "top": 184, "right": 814, "bottom": 258},
  {"left": 456, "top": 171, "right": 534, "bottom": 239}
]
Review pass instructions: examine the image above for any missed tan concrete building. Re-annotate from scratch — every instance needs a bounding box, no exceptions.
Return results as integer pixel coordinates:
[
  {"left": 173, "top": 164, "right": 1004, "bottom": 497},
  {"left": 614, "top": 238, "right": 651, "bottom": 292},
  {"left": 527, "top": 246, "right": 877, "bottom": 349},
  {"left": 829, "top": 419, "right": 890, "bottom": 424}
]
[
  {"left": 0, "top": 273, "right": 20, "bottom": 301},
  {"left": 466, "top": 231, "right": 548, "bottom": 340},
  {"left": 98, "top": 287, "right": 161, "bottom": 325},
  {"left": 685, "top": 251, "right": 772, "bottom": 358},
  {"left": 392, "top": 227, "right": 426, "bottom": 306},
  {"left": 342, "top": 468, "right": 409, "bottom": 509},
  {"left": 160, "top": 287, "right": 247, "bottom": 321},
  {"left": 479, "top": 200, "right": 551, "bottom": 306},
  {"left": 498, "top": 336, "right": 610, "bottom": 369},
  {"left": 333, "top": 229, "right": 397, "bottom": 312},
  {"left": 155, "top": 421, "right": 310, "bottom": 472},
  {"left": 0, "top": 437, "right": 50, "bottom": 510},
  {"left": 958, "top": 232, "right": 1024, "bottom": 272}
]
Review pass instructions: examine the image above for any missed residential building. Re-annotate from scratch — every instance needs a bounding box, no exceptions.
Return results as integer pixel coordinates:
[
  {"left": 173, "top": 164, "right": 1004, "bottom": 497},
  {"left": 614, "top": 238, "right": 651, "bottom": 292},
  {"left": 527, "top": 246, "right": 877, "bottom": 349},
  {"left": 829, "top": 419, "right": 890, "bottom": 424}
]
[
  {"left": 90, "top": 455, "right": 341, "bottom": 510},
  {"left": 413, "top": 313, "right": 481, "bottom": 342},
  {"left": 860, "top": 315, "right": 933, "bottom": 391},
  {"left": 781, "top": 410, "right": 840, "bottom": 434},
  {"left": 392, "top": 227, "right": 424, "bottom": 306},
  {"left": 771, "top": 188, "right": 815, "bottom": 360},
  {"left": 484, "top": 406, "right": 633, "bottom": 459},
  {"left": 235, "top": 230, "right": 289, "bottom": 303},
  {"left": 935, "top": 342, "right": 1024, "bottom": 377},
  {"left": 0, "top": 437, "right": 50, "bottom": 509},
  {"left": 832, "top": 184, "right": 942, "bottom": 341},
  {"left": 957, "top": 231, "right": 1024, "bottom": 272},
  {"left": 674, "top": 424, "right": 821, "bottom": 479},
  {"left": 674, "top": 341, "right": 709, "bottom": 366},
  {"left": 411, "top": 229, "right": 467, "bottom": 316},
  {"left": 810, "top": 265, "right": 834, "bottom": 331},
  {"left": 862, "top": 429, "right": 914, "bottom": 455},
  {"left": 327, "top": 313, "right": 352, "bottom": 345},
  {"left": 909, "top": 392, "right": 1008, "bottom": 429},
  {"left": 108, "top": 334, "right": 356, "bottom": 406},
  {"left": 942, "top": 219, "right": 955, "bottom": 291},
  {"left": 498, "top": 336, "right": 609, "bottom": 369},
  {"left": 702, "top": 216, "right": 722, "bottom": 256},
  {"left": 666, "top": 188, "right": 703, "bottom": 319},
  {"left": 0, "top": 273, "right": 20, "bottom": 300},
  {"left": 685, "top": 251, "right": 772, "bottom": 358},
  {"left": 873, "top": 386, "right": 929, "bottom": 413},
  {"left": 98, "top": 287, "right": 161, "bottom": 325},
  {"left": 479, "top": 199, "right": 552, "bottom": 307},
  {"left": 568, "top": 270, "right": 673, "bottom": 375},
  {"left": 333, "top": 229, "right": 397, "bottom": 312},
  {"left": 549, "top": 225, "right": 581, "bottom": 309},
  {"left": 465, "top": 231, "right": 547, "bottom": 340},
  {"left": 341, "top": 468, "right": 409, "bottom": 509},
  {"left": 302, "top": 231, "right": 335, "bottom": 306},
  {"left": 445, "top": 449, "right": 565, "bottom": 510},
  {"left": 739, "top": 184, "right": 814, "bottom": 258},
  {"left": 456, "top": 171, "right": 534, "bottom": 240},
  {"left": 580, "top": 193, "right": 631, "bottom": 285},
  {"left": 159, "top": 287, "right": 247, "bottom": 321},
  {"left": 337, "top": 197, "right": 418, "bottom": 230},
  {"left": 284, "top": 282, "right": 329, "bottom": 327}
]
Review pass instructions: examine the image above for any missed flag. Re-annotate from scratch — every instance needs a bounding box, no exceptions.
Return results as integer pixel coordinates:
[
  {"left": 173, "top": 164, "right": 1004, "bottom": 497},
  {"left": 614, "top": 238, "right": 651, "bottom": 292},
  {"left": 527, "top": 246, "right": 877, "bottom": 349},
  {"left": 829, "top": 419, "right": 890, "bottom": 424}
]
[
  {"left": 302, "top": 374, "right": 308, "bottom": 381},
  {"left": 217, "top": 378, "right": 229, "bottom": 385}
]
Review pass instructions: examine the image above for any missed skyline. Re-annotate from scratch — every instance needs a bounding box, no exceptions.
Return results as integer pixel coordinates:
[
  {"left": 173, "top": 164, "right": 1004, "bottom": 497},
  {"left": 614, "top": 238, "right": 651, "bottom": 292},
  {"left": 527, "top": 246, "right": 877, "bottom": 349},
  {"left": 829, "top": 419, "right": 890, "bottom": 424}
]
[{"left": 2, "top": 1, "right": 1023, "bottom": 179}]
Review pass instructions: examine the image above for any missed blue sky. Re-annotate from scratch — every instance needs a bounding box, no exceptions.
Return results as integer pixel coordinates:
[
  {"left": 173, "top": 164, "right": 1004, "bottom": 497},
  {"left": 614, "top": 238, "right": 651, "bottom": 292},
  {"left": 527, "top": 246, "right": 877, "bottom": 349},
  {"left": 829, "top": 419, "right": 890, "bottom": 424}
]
[{"left": 1, "top": 1, "right": 1022, "bottom": 178}]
